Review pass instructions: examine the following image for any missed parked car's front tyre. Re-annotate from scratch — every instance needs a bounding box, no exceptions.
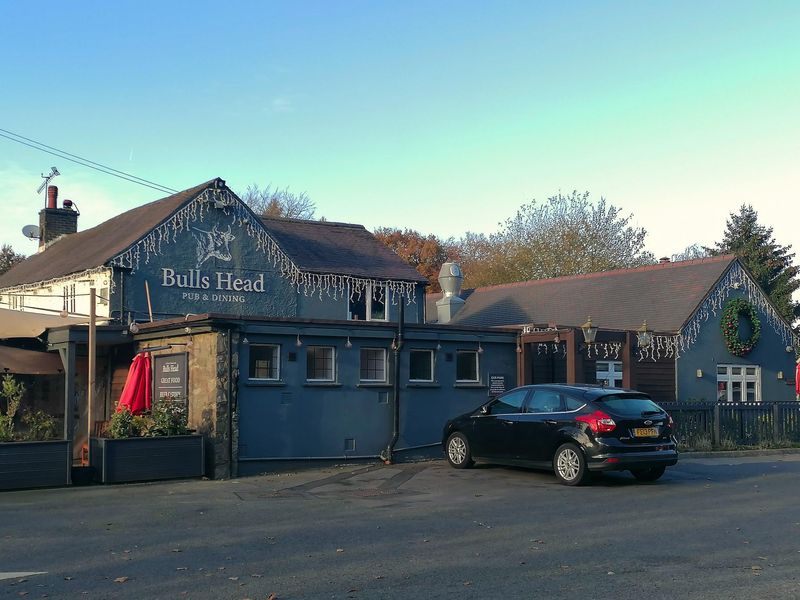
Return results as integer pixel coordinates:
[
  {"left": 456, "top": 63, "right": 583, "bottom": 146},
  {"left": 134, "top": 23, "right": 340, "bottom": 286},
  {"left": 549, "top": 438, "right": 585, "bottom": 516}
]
[
  {"left": 631, "top": 465, "right": 666, "bottom": 482},
  {"left": 446, "top": 432, "right": 474, "bottom": 469},
  {"left": 553, "top": 443, "right": 588, "bottom": 486}
]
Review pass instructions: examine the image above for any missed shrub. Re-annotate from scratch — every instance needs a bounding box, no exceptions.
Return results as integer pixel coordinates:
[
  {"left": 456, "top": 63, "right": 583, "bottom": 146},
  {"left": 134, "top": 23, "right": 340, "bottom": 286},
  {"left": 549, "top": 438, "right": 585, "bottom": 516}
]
[
  {"left": 147, "top": 400, "right": 188, "bottom": 437},
  {"left": 0, "top": 374, "right": 24, "bottom": 442},
  {"left": 21, "top": 410, "right": 58, "bottom": 441},
  {"left": 108, "top": 406, "right": 147, "bottom": 439}
]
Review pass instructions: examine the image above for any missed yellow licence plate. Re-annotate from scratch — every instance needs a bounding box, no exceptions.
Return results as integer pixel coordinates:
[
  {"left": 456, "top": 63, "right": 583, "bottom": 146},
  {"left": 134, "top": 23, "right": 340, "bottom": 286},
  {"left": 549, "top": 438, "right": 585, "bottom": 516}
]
[{"left": 633, "top": 427, "right": 659, "bottom": 437}]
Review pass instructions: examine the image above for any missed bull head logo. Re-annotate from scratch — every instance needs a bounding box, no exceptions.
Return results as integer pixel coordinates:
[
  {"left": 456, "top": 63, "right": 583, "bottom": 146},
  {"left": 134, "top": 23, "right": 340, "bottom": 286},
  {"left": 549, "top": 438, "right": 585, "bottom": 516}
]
[{"left": 191, "top": 225, "right": 236, "bottom": 267}]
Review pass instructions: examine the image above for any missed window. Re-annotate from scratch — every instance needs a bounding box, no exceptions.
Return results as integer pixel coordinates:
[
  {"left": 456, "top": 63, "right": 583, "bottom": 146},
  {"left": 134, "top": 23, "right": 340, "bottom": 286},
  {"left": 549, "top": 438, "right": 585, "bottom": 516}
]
[
  {"left": 596, "top": 360, "right": 623, "bottom": 387},
  {"left": 526, "top": 390, "right": 564, "bottom": 413},
  {"left": 307, "top": 346, "right": 335, "bottom": 382},
  {"left": 456, "top": 350, "right": 479, "bottom": 382},
  {"left": 360, "top": 348, "right": 387, "bottom": 382},
  {"left": 488, "top": 389, "right": 528, "bottom": 415},
  {"left": 717, "top": 364, "right": 760, "bottom": 402},
  {"left": 249, "top": 344, "right": 280, "bottom": 380},
  {"left": 409, "top": 349, "right": 434, "bottom": 382},
  {"left": 348, "top": 283, "right": 387, "bottom": 321},
  {"left": 62, "top": 283, "right": 76, "bottom": 313}
]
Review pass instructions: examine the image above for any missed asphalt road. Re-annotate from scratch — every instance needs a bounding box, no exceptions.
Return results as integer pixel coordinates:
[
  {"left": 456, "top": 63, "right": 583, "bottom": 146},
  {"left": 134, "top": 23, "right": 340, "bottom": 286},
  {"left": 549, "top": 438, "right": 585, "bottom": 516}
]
[{"left": 2, "top": 454, "right": 800, "bottom": 600}]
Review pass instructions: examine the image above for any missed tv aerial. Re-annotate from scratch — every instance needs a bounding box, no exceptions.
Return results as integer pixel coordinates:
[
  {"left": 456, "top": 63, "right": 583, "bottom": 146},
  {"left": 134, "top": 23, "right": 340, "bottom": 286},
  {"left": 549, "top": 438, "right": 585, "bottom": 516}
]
[{"left": 36, "top": 166, "right": 60, "bottom": 204}]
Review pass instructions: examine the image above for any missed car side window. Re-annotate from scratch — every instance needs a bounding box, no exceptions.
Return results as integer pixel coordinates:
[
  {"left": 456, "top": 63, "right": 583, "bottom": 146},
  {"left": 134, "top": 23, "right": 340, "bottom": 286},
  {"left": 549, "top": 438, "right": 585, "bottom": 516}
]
[
  {"left": 488, "top": 389, "right": 528, "bottom": 415},
  {"left": 526, "top": 390, "right": 564, "bottom": 413},
  {"left": 564, "top": 394, "right": 585, "bottom": 411}
]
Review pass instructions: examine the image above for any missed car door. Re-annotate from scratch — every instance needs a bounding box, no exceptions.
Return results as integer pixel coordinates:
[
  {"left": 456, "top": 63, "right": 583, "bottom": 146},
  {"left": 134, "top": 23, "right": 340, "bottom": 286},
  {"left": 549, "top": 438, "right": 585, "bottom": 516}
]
[
  {"left": 517, "top": 389, "right": 566, "bottom": 462},
  {"left": 470, "top": 389, "right": 530, "bottom": 459}
]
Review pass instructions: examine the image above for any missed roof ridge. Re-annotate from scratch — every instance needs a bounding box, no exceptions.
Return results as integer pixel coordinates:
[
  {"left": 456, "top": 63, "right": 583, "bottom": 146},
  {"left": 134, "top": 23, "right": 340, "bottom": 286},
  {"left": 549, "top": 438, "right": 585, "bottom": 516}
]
[
  {"left": 471, "top": 254, "right": 737, "bottom": 292},
  {"left": 259, "top": 216, "right": 366, "bottom": 230}
]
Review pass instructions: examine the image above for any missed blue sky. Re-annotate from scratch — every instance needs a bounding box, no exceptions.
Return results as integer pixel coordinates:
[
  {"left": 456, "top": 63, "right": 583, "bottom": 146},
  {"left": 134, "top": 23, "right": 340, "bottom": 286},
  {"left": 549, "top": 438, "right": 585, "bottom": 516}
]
[{"left": 1, "top": 1, "right": 799, "bottom": 263}]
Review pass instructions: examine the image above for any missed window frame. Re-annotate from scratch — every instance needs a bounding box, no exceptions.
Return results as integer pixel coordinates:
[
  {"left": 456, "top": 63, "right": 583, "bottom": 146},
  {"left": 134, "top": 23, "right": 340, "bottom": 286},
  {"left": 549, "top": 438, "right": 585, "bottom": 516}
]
[
  {"left": 455, "top": 350, "right": 480, "bottom": 383},
  {"left": 409, "top": 349, "right": 435, "bottom": 383},
  {"left": 359, "top": 347, "right": 388, "bottom": 383},
  {"left": 596, "top": 360, "right": 623, "bottom": 387},
  {"left": 248, "top": 343, "right": 281, "bottom": 381},
  {"left": 347, "top": 283, "right": 388, "bottom": 322},
  {"left": 306, "top": 345, "right": 336, "bottom": 382},
  {"left": 716, "top": 363, "right": 761, "bottom": 402}
]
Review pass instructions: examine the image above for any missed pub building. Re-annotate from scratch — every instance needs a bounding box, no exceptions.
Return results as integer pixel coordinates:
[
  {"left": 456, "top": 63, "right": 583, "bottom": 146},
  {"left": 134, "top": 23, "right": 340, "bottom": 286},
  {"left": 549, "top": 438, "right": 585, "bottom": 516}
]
[{"left": 1, "top": 179, "right": 796, "bottom": 480}]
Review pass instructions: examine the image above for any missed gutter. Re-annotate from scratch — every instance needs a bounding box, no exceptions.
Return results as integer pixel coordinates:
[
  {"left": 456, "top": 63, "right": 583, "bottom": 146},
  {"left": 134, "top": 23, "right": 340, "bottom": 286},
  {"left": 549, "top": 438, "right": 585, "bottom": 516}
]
[{"left": 381, "top": 301, "right": 404, "bottom": 464}]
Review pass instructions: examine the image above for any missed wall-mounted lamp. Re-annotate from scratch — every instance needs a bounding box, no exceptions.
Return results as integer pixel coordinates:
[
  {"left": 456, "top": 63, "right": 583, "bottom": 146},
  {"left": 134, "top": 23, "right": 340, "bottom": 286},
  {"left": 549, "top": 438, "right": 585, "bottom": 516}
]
[
  {"left": 553, "top": 331, "right": 561, "bottom": 345},
  {"left": 345, "top": 336, "right": 353, "bottom": 349},
  {"left": 241, "top": 336, "right": 249, "bottom": 345},
  {"left": 516, "top": 340, "right": 523, "bottom": 354},
  {"left": 636, "top": 320, "right": 653, "bottom": 348},
  {"left": 477, "top": 342, "right": 484, "bottom": 354},
  {"left": 295, "top": 334, "right": 303, "bottom": 347},
  {"left": 436, "top": 341, "right": 442, "bottom": 351},
  {"left": 391, "top": 337, "right": 397, "bottom": 351},
  {"left": 581, "top": 316, "right": 598, "bottom": 344},
  {"left": 777, "top": 371, "right": 784, "bottom": 380},
  {"left": 731, "top": 281, "right": 742, "bottom": 290},
  {"left": 696, "top": 369, "right": 703, "bottom": 378},
  {"left": 129, "top": 322, "right": 140, "bottom": 334}
]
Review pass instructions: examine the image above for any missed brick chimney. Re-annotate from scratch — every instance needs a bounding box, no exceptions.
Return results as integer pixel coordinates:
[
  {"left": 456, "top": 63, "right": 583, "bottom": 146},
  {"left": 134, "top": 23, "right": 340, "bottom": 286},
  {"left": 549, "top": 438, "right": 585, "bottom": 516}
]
[{"left": 38, "top": 185, "right": 78, "bottom": 249}]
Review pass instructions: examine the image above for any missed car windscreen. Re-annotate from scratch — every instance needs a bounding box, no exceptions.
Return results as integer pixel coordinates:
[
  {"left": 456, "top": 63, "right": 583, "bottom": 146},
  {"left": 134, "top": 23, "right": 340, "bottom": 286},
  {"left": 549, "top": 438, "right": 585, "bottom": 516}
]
[{"left": 594, "top": 394, "right": 664, "bottom": 418}]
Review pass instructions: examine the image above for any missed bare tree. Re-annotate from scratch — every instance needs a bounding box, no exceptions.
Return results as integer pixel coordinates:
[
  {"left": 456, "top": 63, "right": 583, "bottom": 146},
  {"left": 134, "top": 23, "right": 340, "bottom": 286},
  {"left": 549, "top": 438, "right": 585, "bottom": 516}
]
[{"left": 240, "top": 183, "right": 316, "bottom": 220}]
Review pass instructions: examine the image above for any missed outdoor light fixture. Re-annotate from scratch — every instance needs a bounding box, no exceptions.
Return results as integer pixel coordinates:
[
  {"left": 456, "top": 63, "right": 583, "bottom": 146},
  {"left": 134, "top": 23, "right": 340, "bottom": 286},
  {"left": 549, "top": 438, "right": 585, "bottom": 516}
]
[
  {"left": 436, "top": 341, "right": 442, "bottom": 351},
  {"left": 636, "top": 320, "right": 653, "bottom": 348},
  {"left": 777, "top": 371, "right": 784, "bottom": 380},
  {"left": 731, "top": 281, "right": 742, "bottom": 290},
  {"left": 391, "top": 337, "right": 397, "bottom": 351},
  {"left": 295, "top": 334, "right": 303, "bottom": 347},
  {"left": 696, "top": 369, "right": 703, "bottom": 378},
  {"left": 581, "top": 316, "right": 598, "bottom": 344},
  {"left": 553, "top": 331, "right": 561, "bottom": 344},
  {"left": 241, "top": 337, "right": 249, "bottom": 345},
  {"left": 345, "top": 336, "right": 353, "bottom": 349},
  {"left": 477, "top": 342, "right": 484, "bottom": 354},
  {"left": 129, "top": 322, "right": 140, "bottom": 334}
]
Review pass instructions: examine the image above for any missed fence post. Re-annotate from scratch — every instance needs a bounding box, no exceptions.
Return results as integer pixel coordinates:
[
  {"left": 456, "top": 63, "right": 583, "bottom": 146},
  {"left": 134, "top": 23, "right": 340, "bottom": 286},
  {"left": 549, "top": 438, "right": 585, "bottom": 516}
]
[
  {"left": 773, "top": 402, "right": 781, "bottom": 445},
  {"left": 713, "top": 403, "right": 721, "bottom": 449}
]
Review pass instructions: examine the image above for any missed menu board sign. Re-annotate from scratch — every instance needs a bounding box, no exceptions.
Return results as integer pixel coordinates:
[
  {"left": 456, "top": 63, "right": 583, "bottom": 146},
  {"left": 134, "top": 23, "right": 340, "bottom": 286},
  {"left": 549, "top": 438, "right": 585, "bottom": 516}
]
[{"left": 153, "top": 353, "right": 188, "bottom": 407}]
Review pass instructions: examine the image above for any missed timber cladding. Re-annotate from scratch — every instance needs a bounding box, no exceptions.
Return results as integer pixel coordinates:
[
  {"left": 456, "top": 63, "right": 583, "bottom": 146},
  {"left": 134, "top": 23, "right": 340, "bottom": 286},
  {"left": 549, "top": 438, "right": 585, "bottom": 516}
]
[{"left": 632, "top": 358, "right": 676, "bottom": 404}]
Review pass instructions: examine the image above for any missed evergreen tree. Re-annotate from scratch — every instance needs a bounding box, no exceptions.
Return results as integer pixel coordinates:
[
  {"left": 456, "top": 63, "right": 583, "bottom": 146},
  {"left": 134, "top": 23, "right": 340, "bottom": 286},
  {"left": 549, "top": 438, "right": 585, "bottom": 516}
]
[
  {"left": 0, "top": 244, "right": 25, "bottom": 276},
  {"left": 711, "top": 204, "right": 799, "bottom": 326}
]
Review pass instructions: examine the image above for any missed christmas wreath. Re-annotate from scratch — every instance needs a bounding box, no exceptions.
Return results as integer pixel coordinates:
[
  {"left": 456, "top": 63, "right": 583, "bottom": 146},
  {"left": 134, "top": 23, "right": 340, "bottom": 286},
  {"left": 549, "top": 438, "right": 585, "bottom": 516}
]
[{"left": 720, "top": 298, "right": 761, "bottom": 357}]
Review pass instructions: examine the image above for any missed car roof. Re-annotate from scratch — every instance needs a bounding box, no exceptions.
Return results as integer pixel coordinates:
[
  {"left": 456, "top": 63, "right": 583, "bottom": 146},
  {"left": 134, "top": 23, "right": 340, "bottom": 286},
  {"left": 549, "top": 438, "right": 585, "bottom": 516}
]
[{"left": 515, "top": 383, "right": 645, "bottom": 399}]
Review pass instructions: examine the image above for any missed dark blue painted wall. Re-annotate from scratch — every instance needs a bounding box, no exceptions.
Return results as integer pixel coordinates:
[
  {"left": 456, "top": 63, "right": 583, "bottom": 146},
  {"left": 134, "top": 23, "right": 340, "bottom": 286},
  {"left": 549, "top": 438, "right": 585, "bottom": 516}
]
[
  {"left": 236, "top": 322, "right": 518, "bottom": 462},
  {"left": 677, "top": 290, "right": 796, "bottom": 401},
  {"left": 111, "top": 208, "right": 424, "bottom": 323}
]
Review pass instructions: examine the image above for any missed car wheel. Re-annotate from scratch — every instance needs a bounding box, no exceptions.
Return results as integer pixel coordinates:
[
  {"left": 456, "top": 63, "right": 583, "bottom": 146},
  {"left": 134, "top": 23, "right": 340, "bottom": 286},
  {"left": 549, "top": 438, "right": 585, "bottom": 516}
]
[
  {"left": 631, "top": 465, "right": 666, "bottom": 482},
  {"left": 446, "top": 432, "right": 474, "bottom": 469},
  {"left": 553, "top": 443, "right": 588, "bottom": 486}
]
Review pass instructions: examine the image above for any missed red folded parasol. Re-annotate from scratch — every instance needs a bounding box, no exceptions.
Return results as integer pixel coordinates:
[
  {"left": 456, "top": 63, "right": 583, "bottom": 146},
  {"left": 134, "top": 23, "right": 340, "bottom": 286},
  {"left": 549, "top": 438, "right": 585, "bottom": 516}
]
[
  {"left": 796, "top": 360, "right": 800, "bottom": 397},
  {"left": 116, "top": 352, "right": 152, "bottom": 415}
]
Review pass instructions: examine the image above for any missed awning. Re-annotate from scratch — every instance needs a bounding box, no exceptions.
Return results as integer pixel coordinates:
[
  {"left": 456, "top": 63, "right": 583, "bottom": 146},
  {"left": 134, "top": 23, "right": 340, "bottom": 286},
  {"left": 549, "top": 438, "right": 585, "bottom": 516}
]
[
  {"left": 0, "top": 345, "right": 64, "bottom": 374},
  {"left": 0, "top": 308, "right": 87, "bottom": 339}
]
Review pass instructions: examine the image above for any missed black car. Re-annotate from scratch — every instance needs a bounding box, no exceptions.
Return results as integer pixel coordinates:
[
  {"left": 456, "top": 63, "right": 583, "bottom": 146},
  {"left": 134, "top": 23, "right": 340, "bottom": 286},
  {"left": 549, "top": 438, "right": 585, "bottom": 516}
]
[{"left": 442, "top": 384, "right": 678, "bottom": 485}]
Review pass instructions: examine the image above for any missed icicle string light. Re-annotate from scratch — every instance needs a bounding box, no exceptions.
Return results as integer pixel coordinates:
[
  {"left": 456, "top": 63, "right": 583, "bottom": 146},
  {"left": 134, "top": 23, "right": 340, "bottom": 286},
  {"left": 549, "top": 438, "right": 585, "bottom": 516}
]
[
  {"left": 637, "top": 262, "right": 799, "bottom": 361},
  {"left": 109, "top": 187, "right": 418, "bottom": 303},
  {"left": 0, "top": 267, "right": 114, "bottom": 298}
]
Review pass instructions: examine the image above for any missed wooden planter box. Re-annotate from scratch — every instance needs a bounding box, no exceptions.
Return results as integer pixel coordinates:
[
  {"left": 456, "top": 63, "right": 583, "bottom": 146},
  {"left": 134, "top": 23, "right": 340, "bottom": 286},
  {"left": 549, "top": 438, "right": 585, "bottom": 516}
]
[
  {"left": 0, "top": 440, "right": 71, "bottom": 491},
  {"left": 90, "top": 435, "right": 205, "bottom": 484}
]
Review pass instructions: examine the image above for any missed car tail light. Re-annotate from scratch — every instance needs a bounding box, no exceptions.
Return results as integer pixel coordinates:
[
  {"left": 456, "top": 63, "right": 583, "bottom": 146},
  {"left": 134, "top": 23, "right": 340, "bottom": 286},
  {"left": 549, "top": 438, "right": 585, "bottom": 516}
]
[{"left": 576, "top": 410, "right": 616, "bottom": 433}]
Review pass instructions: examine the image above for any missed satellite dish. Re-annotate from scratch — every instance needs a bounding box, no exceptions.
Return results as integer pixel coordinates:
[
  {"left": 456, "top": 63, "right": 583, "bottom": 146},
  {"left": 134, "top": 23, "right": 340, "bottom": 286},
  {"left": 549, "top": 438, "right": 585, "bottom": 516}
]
[{"left": 22, "top": 224, "right": 41, "bottom": 239}]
